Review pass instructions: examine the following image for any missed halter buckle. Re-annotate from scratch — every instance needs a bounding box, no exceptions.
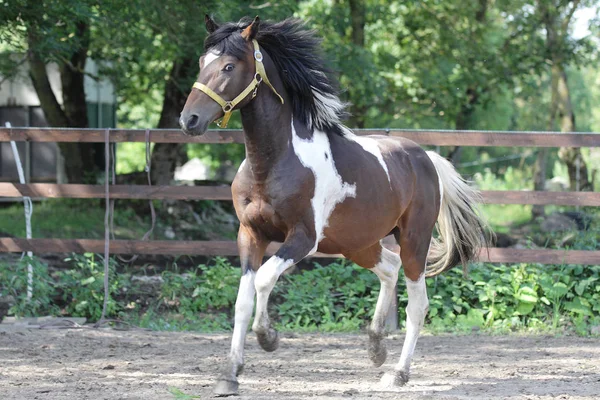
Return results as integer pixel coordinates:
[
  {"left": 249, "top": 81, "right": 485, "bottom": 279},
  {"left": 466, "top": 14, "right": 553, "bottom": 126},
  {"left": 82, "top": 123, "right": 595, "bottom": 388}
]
[
  {"left": 254, "top": 50, "right": 263, "bottom": 62},
  {"left": 254, "top": 73, "right": 263, "bottom": 84}
]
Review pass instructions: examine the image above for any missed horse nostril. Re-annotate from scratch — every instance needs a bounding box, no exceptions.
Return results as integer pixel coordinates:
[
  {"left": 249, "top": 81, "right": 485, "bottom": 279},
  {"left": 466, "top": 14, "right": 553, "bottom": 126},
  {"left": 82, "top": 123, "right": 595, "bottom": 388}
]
[{"left": 187, "top": 114, "right": 200, "bottom": 129}]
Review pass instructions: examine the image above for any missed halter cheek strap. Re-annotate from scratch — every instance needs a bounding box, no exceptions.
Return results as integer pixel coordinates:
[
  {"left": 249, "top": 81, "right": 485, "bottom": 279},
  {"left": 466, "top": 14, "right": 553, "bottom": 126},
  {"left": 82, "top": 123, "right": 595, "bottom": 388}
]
[{"left": 192, "top": 39, "right": 284, "bottom": 128}]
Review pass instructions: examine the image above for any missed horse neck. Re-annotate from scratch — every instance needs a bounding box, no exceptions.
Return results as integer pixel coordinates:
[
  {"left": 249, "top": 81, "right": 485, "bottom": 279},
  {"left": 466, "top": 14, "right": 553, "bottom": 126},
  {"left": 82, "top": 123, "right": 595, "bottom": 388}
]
[{"left": 240, "top": 62, "right": 291, "bottom": 182}]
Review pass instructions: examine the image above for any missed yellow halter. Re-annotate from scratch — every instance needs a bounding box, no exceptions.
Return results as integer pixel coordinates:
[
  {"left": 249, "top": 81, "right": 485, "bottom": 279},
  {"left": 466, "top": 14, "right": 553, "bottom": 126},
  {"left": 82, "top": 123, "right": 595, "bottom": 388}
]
[{"left": 192, "top": 39, "right": 284, "bottom": 128}]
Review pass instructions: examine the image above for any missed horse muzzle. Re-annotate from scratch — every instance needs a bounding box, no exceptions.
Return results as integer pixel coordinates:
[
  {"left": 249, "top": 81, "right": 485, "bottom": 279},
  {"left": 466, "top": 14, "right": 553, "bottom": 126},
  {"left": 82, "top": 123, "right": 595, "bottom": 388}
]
[{"left": 179, "top": 112, "right": 211, "bottom": 136}]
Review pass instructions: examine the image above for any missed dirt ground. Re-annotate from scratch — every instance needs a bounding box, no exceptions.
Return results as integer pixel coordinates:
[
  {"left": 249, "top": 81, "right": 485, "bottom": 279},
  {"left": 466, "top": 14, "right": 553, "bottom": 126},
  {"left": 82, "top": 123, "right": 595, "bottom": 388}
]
[{"left": 1, "top": 327, "right": 599, "bottom": 400}]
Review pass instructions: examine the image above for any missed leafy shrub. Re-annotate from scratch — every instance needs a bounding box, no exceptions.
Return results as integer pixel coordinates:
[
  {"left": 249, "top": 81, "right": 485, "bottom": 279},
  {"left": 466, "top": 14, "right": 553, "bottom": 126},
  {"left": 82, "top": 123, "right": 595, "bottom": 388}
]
[
  {"left": 159, "top": 257, "right": 239, "bottom": 329},
  {"left": 58, "top": 253, "right": 122, "bottom": 320},
  {"left": 425, "top": 263, "right": 600, "bottom": 334},
  {"left": 0, "top": 256, "right": 59, "bottom": 317},
  {"left": 273, "top": 260, "right": 379, "bottom": 331}
]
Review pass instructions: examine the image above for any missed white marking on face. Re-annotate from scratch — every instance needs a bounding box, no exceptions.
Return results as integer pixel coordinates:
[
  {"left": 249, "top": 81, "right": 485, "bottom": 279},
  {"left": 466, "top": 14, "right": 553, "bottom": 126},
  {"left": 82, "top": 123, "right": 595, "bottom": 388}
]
[
  {"left": 291, "top": 119, "right": 357, "bottom": 252},
  {"left": 345, "top": 133, "right": 391, "bottom": 184},
  {"left": 204, "top": 50, "right": 221, "bottom": 67}
]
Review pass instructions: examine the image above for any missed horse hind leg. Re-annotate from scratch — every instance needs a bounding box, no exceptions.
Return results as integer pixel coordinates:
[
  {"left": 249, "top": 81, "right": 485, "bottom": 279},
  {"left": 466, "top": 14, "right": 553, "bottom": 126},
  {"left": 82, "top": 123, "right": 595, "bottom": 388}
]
[
  {"left": 346, "top": 243, "right": 400, "bottom": 368},
  {"left": 381, "top": 226, "right": 431, "bottom": 388}
]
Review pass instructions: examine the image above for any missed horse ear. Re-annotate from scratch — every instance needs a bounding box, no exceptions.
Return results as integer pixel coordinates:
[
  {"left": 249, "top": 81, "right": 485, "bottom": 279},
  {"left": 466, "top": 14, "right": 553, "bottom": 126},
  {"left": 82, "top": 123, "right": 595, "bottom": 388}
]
[
  {"left": 205, "top": 14, "right": 219, "bottom": 33},
  {"left": 241, "top": 16, "right": 260, "bottom": 41}
]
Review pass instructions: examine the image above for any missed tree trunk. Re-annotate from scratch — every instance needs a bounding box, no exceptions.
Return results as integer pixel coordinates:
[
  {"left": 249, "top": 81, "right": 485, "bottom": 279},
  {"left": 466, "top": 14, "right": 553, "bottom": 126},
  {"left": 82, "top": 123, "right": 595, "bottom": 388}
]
[
  {"left": 449, "top": 0, "right": 487, "bottom": 165},
  {"left": 150, "top": 58, "right": 194, "bottom": 185},
  {"left": 555, "top": 66, "right": 590, "bottom": 191},
  {"left": 532, "top": 64, "right": 559, "bottom": 218},
  {"left": 540, "top": 0, "right": 590, "bottom": 192},
  {"left": 28, "top": 46, "right": 85, "bottom": 184},
  {"left": 449, "top": 87, "right": 479, "bottom": 165},
  {"left": 532, "top": 148, "right": 550, "bottom": 217},
  {"left": 59, "top": 21, "right": 101, "bottom": 183},
  {"left": 27, "top": 24, "right": 95, "bottom": 183},
  {"left": 347, "top": 0, "right": 367, "bottom": 128}
]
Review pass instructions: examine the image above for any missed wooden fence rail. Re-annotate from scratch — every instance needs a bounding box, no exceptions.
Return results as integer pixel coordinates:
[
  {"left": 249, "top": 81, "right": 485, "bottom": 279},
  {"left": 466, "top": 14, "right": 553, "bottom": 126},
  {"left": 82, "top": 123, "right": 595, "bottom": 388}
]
[
  {"left": 0, "top": 238, "right": 597, "bottom": 266},
  {"left": 1, "top": 183, "right": 600, "bottom": 206},
  {"left": 0, "top": 127, "right": 598, "bottom": 265},
  {"left": 1, "top": 127, "right": 600, "bottom": 147}
]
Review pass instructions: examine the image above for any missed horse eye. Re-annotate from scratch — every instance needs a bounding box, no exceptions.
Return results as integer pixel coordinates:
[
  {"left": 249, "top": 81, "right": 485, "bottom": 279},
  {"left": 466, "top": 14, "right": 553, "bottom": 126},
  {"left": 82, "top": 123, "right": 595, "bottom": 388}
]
[{"left": 223, "top": 64, "right": 235, "bottom": 72}]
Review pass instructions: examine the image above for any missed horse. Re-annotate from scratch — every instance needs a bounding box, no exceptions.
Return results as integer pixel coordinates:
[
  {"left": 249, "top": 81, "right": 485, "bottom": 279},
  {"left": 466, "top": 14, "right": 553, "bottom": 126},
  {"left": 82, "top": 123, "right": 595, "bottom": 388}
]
[{"left": 180, "top": 15, "right": 490, "bottom": 396}]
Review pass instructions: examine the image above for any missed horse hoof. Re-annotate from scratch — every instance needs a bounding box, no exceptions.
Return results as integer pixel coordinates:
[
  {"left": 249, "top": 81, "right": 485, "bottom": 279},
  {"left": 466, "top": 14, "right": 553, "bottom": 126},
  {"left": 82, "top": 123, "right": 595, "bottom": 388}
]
[
  {"left": 368, "top": 333, "right": 387, "bottom": 367},
  {"left": 256, "top": 328, "right": 279, "bottom": 352},
  {"left": 214, "top": 378, "right": 239, "bottom": 397},
  {"left": 380, "top": 370, "right": 409, "bottom": 388}
]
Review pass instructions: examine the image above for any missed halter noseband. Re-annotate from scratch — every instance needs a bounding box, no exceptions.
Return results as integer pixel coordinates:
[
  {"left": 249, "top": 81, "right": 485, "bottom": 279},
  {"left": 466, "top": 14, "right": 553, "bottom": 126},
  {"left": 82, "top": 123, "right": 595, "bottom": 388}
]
[{"left": 192, "top": 39, "right": 284, "bottom": 128}]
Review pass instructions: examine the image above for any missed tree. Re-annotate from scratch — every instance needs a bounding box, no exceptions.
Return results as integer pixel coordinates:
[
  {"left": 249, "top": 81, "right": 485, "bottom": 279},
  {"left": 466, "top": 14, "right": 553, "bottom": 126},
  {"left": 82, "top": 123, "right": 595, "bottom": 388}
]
[
  {"left": 1, "top": 0, "right": 100, "bottom": 182},
  {"left": 537, "top": 0, "right": 593, "bottom": 192},
  {"left": 97, "top": 1, "right": 299, "bottom": 184}
]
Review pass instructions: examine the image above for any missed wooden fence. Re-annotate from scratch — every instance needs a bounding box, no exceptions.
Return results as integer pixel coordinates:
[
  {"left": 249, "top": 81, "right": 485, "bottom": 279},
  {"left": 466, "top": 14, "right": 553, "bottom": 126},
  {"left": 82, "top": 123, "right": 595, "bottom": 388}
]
[{"left": 0, "top": 127, "right": 599, "bottom": 265}]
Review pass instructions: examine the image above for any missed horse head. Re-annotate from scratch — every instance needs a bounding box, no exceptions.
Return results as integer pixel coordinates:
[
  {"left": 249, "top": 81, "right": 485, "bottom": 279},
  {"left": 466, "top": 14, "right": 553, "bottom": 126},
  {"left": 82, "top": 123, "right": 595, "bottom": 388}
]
[{"left": 180, "top": 15, "right": 278, "bottom": 136}]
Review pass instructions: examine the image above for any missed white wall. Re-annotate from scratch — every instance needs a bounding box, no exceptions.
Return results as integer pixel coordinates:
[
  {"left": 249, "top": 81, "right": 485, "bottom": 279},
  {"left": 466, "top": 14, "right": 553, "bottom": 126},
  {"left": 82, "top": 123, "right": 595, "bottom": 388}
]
[{"left": 0, "top": 57, "right": 115, "bottom": 106}]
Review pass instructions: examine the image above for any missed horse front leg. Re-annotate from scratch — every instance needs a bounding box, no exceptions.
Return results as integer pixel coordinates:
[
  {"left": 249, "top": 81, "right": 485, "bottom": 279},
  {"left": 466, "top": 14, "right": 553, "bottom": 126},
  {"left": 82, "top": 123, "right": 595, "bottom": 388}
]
[
  {"left": 214, "top": 226, "right": 267, "bottom": 396},
  {"left": 252, "top": 227, "right": 316, "bottom": 352}
]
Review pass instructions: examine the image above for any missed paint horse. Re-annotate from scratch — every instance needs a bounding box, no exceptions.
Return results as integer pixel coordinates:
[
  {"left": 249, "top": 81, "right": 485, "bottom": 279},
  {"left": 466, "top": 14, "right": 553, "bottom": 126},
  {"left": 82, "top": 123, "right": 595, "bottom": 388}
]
[{"left": 180, "top": 16, "right": 489, "bottom": 396}]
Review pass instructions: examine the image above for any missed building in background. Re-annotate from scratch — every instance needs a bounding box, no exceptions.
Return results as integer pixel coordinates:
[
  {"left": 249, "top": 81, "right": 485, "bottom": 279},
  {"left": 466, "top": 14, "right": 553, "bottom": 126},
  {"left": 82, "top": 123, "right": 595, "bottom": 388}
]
[{"left": 0, "top": 59, "right": 115, "bottom": 183}]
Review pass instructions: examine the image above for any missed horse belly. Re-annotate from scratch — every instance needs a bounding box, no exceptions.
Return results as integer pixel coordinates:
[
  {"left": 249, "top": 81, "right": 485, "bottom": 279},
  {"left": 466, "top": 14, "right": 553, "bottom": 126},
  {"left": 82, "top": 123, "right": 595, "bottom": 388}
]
[{"left": 317, "top": 197, "right": 399, "bottom": 254}]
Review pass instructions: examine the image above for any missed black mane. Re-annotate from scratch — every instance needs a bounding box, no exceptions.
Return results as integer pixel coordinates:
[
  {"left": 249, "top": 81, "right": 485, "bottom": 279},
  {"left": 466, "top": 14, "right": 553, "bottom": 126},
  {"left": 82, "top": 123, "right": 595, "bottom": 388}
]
[{"left": 205, "top": 17, "right": 348, "bottom": 136}]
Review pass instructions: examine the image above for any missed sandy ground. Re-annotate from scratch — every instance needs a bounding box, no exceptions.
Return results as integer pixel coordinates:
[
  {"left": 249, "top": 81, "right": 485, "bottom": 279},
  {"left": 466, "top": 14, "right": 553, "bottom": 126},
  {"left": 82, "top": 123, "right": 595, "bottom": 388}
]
[{"left": 0, "top": 327, "right": 599, "bottom": 400}]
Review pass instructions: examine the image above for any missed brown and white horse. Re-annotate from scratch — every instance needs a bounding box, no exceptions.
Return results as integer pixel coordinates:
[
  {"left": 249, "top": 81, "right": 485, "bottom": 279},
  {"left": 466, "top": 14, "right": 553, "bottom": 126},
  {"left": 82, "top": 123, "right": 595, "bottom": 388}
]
[{"left": 180, "top": 16, "right": 490, "bottom": 396}]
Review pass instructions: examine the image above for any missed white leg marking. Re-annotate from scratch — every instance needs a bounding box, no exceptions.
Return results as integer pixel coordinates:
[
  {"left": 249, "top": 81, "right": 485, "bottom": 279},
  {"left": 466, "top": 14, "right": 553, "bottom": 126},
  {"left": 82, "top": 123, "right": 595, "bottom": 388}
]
[
  {"left": 397, "top": 273, "right": 428, "bottom": 373},
  {"left": 291, "top": 120, "right": 356, "bottom": 252},
  {"left": 203, "top": 50, "right": 221, "bottom": 67},
  {"left": 253, "top": 256, "right": 294, "bottom": 331},
  {"left": 229, "top": 270, "right": 256, "bottom": 368},
  {"left": 344, "top": 132, "right": 391, "bottom": 184},
  {"left": 370, "top": 248, "right": 400, "bottom": 333}
]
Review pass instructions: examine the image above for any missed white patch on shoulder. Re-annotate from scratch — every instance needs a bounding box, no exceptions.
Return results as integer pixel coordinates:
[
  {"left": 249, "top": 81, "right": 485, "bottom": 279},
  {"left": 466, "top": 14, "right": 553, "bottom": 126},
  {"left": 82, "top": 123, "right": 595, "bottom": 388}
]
[
  {"left": 204, "top": 50, "right": 221, "bottom": 67},
  {"left": 344, "top": 132, "right": 391, "bottom": 184},
  {"left": 291, "top": 120, "right": 357, "bottom": 252}
]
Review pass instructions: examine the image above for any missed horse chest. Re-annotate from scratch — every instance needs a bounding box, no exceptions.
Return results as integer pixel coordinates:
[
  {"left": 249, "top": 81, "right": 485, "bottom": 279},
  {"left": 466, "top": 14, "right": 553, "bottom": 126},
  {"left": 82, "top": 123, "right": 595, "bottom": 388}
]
[{"left": 238, "top": 196, "right": 287, "bottom": 240}]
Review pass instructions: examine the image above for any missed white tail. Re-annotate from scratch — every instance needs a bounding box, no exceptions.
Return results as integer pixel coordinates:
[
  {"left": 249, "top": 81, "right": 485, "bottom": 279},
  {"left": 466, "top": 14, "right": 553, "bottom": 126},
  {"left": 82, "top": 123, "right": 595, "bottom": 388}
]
[{"left": 425, "top": 151, "right": 491, "bottom": 277}]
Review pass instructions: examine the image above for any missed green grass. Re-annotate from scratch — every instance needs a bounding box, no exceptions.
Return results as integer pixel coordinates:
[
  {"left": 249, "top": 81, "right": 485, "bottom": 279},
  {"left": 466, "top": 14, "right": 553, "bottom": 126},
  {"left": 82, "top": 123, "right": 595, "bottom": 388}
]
[
  {"left": 0, "top": 199, "right": 150, "bottom": 239},
  {"left": 481, "top": 204, "right": 532, "bottom": 233}
]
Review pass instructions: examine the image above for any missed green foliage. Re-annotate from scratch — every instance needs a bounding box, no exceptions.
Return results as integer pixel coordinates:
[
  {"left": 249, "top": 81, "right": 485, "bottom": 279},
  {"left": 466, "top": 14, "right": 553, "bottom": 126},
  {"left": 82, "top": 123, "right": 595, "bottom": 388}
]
[
  {"left": 426, "top": 263, "right": 600, "bottom": 334},
  {"left": 0, "top": 256, "right": 59, "bottom": 317},
  {"left": 158, "top": 257, "right": 240, "bottom": 330},
  {"left": 474, "top": 167, "right": 533, "bottom": 230},
  {"left": 2, "top": 253, "right": 599, "bottom": 335},
  {"left": 0, "top": 199, "right": 149, "bottom": 240},
  {"left": 273, "top": 261, "right": 379, "bottom": 331},
  {"left": 58, "top": 253, "right": 121, "bottom": 320}
]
